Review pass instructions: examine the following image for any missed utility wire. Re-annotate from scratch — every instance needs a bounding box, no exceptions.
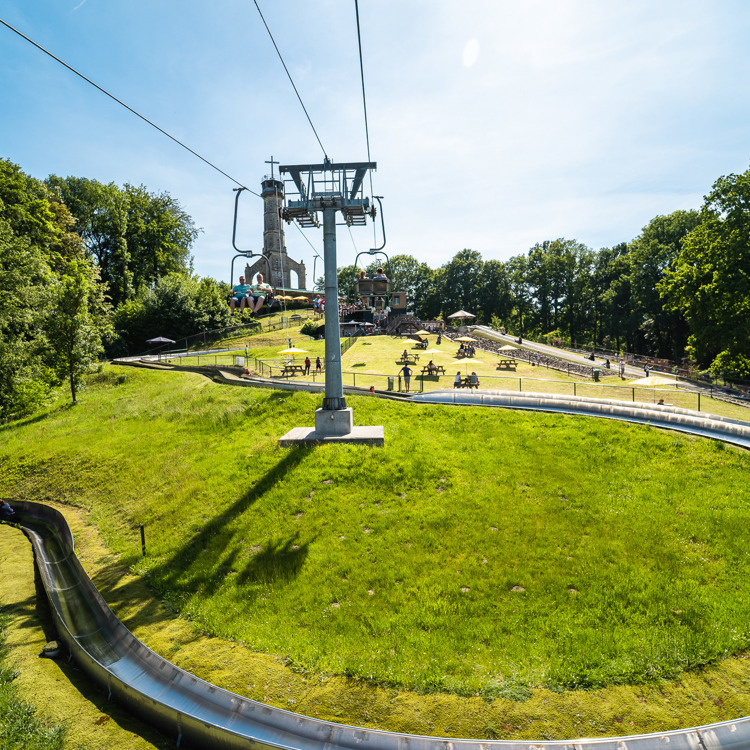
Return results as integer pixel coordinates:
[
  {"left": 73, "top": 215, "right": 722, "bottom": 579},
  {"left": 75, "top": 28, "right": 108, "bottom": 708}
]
[
  {"left": 292, "top": 221, "right": 322, "bottom": 260},
  {"left": 353, "top": 0, "right": 377, "bottom": 247},
  {"left": 0, "top": 17, "right": 259, "bottom": 196},
  {"left": 354, "top": 0, "right": 372, "bottom": 167},
  {"left": 252, "top": 0, "right": 328, "bottom": 160}
]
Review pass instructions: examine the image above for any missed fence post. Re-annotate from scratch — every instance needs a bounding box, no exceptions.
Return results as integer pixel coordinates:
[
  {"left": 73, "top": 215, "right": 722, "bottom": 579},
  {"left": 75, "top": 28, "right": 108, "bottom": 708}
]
[
  {"left": 698, "top": 392, "right": 701, "bottom": 411},
  {"left": 632, "top": 387, "right": 635, "bottom": 402},
  {"left": 573, "top": 383, "right": 576, "bottom": 397},
  {"left": 519, "top": 377, "right": 522, "bottom": 392}
]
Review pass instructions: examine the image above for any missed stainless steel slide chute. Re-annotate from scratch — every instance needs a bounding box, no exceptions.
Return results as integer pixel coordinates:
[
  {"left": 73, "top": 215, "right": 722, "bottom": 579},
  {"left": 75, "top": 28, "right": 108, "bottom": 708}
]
[{"left": 10, "top": 451, "right": 750, "bottom": 750}]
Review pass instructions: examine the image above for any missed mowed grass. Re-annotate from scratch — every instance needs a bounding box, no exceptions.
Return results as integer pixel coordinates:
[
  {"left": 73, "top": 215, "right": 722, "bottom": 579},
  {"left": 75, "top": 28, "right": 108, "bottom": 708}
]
[
  {"left": 167, "top": 330, "right": 749, "bottom": 421},
  {"left": 2, "top": 366, "right": 750, "bottom": 702}
]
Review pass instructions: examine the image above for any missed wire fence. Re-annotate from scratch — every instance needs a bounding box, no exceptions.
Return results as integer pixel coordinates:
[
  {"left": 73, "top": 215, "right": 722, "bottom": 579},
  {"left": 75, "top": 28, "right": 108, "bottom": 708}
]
[
  {"left": 155, "top": 354, "right": 736, "bottom": 415},
  {"left": 136, "top": 310, "right": 316, "bottom": 358}
]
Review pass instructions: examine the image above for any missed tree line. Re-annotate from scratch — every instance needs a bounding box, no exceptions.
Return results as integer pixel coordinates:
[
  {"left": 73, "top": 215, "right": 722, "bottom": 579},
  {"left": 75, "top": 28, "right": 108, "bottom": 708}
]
[
  {"left": 2, "top": 156, "right": 748, "bottom": 419},
  {"left": 0, "top": 159, "right": 233, "bottom": 419},
  {"left": 345, "top": 167, "right": 749, "bottom": 380}
]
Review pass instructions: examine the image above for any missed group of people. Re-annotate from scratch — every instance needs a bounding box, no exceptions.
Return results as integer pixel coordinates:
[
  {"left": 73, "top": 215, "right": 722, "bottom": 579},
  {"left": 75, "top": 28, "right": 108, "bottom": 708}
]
[
  {"left": 302, "top": 356, "right": 322, "bottom": 375},
  {"left": 229, "top": 273, "right": 272, "bottom": 316},
  {"left": 457, "top": 343, "right": 476, "bottom": 357},
  {"left": 359, "top": 267, "right": 388, "bottom": 281},
  {"left": 454, "top": 371, "right": 480, "bottom": 389}
]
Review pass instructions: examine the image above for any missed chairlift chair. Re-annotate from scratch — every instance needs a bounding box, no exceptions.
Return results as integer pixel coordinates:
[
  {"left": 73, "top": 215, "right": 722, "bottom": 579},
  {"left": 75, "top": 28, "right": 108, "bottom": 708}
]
[
  {"left": 228, "top": 187, "right": 276, "bottom": 311},
  {"left": 353, "top": 198, "right": 392, "bottom": 311}
]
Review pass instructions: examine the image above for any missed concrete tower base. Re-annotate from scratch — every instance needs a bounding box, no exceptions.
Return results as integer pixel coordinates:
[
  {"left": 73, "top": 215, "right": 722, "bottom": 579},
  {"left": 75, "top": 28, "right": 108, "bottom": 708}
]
[{"left": 278, "top": 409, "right": 384, "bottom": 446}]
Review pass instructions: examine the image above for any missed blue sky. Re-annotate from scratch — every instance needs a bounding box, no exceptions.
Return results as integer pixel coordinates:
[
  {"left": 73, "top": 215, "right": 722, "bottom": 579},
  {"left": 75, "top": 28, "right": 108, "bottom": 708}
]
[{"left": 2, "top": 0, "right": 749, "bottom": 284}]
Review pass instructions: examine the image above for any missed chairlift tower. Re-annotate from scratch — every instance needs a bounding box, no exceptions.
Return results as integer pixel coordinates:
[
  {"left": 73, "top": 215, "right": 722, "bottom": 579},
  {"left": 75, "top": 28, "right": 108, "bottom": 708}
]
[{"left": 278, "top": 158, "right": 384, "bottom": 446}]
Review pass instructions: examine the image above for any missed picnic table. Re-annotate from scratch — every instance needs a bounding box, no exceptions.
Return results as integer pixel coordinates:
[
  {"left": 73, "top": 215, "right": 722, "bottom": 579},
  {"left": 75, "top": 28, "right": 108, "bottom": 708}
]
[
  {"left": 496, "top": 358, "right": 517, "bottom": 370},
  {"left": 421, "top": 365, "right": 446, "bottom": 376},
  {"left": 281, "top": 364, "right": 305, "bottom": 377},
  {"left": 399, "top": 354, "right": 419, "bottom": 363},
  {"left": 455, "top": 376, "right": 480, "bottom": 389}
]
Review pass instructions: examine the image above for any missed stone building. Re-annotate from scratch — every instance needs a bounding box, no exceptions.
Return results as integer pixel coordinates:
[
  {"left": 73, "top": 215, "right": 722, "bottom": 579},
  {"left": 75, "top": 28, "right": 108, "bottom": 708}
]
[{"left": 245, "top": 176, "right": 306, "bottom": 289}]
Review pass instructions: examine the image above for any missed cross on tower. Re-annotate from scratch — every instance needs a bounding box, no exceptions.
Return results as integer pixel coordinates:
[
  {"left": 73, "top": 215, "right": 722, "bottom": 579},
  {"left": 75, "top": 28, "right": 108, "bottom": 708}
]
[{"left": 265, "top": 156, "right": 279, "bottom": 180}]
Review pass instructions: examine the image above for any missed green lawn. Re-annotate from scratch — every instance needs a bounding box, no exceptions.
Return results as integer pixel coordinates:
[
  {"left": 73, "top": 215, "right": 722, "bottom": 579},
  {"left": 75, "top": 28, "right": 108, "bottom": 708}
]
[
  {"left": 165, "top": 329, "right": 750, "bottom": 421},
  {"left": 3, "top": 366, "right": 750, "bottom": 702}
]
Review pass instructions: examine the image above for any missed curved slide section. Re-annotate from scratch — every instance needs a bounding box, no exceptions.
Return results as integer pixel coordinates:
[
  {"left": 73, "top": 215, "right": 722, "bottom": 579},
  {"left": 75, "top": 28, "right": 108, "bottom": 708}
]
[
  {"left": 10, "top": 388, "right": 750, "bottom": 749},
  {"left": 411, "top": 389, "right": 750, "bottom": 450}
]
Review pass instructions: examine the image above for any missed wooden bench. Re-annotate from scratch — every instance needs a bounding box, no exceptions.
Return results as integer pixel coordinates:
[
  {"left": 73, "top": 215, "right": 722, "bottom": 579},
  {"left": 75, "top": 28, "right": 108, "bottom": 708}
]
[
  {"left": 281, "top": 364, "right": 305, "bottom": 377},
  {"left": 421, "top": 365, "right": 446, "bottom": 376},
  {"left": 496, "top": 358, "right": 517, "bottom": 370},
  {"left": 455, "top": 377, "right": 479, "bottom": 389}
]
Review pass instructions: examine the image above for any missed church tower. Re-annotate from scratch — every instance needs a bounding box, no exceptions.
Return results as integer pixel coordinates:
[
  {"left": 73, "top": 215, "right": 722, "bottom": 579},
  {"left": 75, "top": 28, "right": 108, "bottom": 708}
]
[{"left": 245, "top": 161, "right": 307, "bottom": 290}]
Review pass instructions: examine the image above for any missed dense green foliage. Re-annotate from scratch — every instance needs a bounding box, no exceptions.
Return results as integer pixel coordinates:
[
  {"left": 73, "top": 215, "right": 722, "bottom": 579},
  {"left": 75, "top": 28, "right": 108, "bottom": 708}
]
[
  {"left": 0, "top": 159, "right": 233, "bottom": 415},
  {"left": 0, "top": 160, "right": 110, "bottom": 417},
  {"left": 661, "top": 171, "right": 750, "bottom": 377},
  {"left": 3, "top": 153, "right": 749, "bottom": 420},
  {"left": 3, "top": 367, "right": 750, "bottom": 697},
  {"left": 46, "top": 176, "right": 198, "bottom": 307},
  {"left": 385, "top": 213, "right": 704, "bottom": 365}
]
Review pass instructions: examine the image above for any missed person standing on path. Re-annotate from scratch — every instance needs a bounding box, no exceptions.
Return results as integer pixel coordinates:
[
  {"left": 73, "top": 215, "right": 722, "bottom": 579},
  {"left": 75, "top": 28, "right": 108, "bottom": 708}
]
[{"left": 399, "top": 364, "right": 413, "bottom": 392}]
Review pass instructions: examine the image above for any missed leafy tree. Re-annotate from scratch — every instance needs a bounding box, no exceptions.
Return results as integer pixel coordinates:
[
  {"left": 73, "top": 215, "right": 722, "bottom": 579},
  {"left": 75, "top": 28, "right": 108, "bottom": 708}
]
[
  {"left": 593, "top": 243, "right": 632, "bottom": 352},
  {"left": 46, "top": 176, "right": 131, "bottom": 303},
  {"left": 505, "top": 254, "right": 532, "bottom": 336},
  {"left": 382, "top": 254, "right": 436, "bottom": 317},
  {"left": 525, "top": 239, "right": 591, "bottom": 341},
  {"left": 0, "top": 220, "right": 52, "bottom": 418},
  {"left": 123, "top": 183, "right": 197, "bottom": 288},
  {"left": 477, "top": 259, "right": 512, "bottom": 325},
  {"left": 47, "top": 176, "right": 198, "bottom": 306},
  {"left": 0, "top": 160, "right": 98, "bottom": 417},
  {"left": 440, "top": 249, "right": 484, "bottom": 316},
  {"left": 660, "top": 170, "right": 750, "bottom": 375},
  {"left": 336, "top": 264, "right": 359, "bottom": 303},
  {"left": 45, "top": 256, "right": 112, "bottom": 405},
  {"left": 111, "top": 273, "right": 231, "bottom": 355},
  {"left": 628, "top": 210, "right": 699, "bottom": 359},
  {"left": 1, "top": 159, "right": 81, "bottom": 269}
]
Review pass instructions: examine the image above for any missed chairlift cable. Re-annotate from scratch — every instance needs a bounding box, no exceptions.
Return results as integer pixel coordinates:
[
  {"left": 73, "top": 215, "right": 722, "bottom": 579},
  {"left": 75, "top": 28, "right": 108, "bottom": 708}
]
[
  {"left": 0, "top": 18, "right": 258, "bottom": 195},
  {"left": 353, "top": 0, "right": 378, "bottom": 247},
  {"left": 251, "top": 0, "right": 328, "bottom": 160},
  {"left": 291, "top": 222, "right": 322, "bottom": 260}
]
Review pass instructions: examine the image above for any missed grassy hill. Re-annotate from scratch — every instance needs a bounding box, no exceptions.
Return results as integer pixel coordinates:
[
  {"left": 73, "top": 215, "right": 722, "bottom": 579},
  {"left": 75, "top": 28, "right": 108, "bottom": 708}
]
[{"left": 2, "top": 363, "right": 750, "bottom": 744}]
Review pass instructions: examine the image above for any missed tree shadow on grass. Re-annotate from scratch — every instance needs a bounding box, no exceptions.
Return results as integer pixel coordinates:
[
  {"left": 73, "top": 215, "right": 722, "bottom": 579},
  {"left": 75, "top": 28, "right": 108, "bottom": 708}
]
[
  {"left": 236, "top": 533, "right": 310, "bottom": 589},
  {"left": 91, "top": 559, "right": 178, "bottom": 631},
  {"left": 150, "top": 445, "right": 313, "bottom": 596},
  {"left": 0, "top": 404, "right": 74, "bottom": 434}
]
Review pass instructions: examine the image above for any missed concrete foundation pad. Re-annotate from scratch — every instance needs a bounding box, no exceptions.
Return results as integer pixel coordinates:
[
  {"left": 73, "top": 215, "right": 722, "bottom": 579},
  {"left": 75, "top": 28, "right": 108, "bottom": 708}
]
[
  {"left": 315, "top": 407, "right": 354, "bottom": 436},
  {"left": 278, "top": 425, "right": 385, "bottom": 446}
]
